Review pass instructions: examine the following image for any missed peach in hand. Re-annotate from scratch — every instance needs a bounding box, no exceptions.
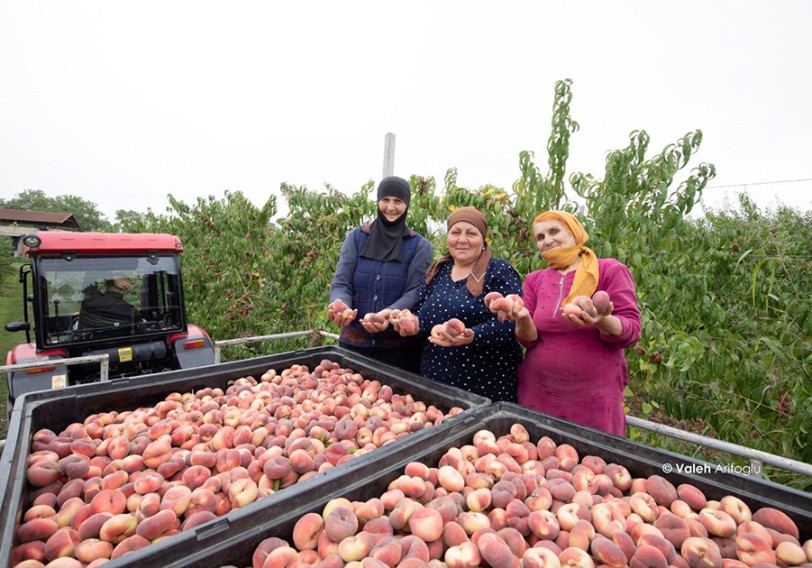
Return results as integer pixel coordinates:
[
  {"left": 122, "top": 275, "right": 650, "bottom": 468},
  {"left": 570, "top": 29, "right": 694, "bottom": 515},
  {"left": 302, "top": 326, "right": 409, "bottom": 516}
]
[
  {"left": 574, "top": 295, "right": 597, "bottom": 317},
  {"left": 397, "top": 315, "right": 418, "bottom": 335},
  {"left": 444, "top": 318, "right": 466, "bottom": 337},
  {"left": 391, "top": 309, "right": 418, "bottom": 335},
  {"left": 328, "top": 299, "right": 356, "bottom": 323},
  {"left": 592, "top": 290, "right": 611, "bottom": 315},
  {"left": 562, "top": 302, "right": 583, "bottom": 318},
  {"left": 484, "top": 291, "right": 503, "bottom": 308},
  {"left": 363, "top": 312, "right": 388, "bottom": 325},
  {"left": 430, "top": 324, "right": 447, "bottom": 339}
]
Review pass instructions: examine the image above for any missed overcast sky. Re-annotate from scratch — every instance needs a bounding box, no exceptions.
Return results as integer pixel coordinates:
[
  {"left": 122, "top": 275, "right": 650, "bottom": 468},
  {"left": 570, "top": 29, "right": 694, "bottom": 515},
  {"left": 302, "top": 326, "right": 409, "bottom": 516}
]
[{"left": 2, "top": 1, "right": 810, "bottom": 221}]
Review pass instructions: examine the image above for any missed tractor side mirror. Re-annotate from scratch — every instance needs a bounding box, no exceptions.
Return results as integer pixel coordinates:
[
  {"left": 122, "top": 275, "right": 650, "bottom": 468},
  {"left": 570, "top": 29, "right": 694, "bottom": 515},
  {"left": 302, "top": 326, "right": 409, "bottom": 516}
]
[{"left": 4, "top": 322, "right": 31, "bottom": 333}]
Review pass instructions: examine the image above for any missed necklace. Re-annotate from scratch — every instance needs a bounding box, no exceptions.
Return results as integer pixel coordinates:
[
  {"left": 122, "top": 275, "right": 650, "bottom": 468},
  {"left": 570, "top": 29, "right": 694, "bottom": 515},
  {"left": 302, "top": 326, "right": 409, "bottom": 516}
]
[
  {"left": 452, "top": 263, "right": 477, "bottom": 282},
  {"left": 451, "top": 264, "right": 473, "bottom": 282}
]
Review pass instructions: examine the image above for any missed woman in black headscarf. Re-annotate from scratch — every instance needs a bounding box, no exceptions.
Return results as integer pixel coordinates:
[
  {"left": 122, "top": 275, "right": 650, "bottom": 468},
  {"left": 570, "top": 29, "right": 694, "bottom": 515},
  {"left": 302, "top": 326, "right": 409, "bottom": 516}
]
[{"left": 328, "top": 176, "right": 433, "bottom": 372}]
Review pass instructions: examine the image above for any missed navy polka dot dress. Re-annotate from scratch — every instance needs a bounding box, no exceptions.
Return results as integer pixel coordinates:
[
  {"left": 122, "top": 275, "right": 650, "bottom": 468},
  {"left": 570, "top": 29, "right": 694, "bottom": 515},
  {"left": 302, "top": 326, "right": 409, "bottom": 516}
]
[{"left": 413, "top": 258, "right": 523, "bottom": 402}]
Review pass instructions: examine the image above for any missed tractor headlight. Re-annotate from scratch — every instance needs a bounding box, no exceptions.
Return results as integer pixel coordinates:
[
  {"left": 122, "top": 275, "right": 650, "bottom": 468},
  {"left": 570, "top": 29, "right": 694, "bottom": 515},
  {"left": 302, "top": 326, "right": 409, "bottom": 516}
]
[{"left": 22, "top": 234, "right": 42, "bottom": 248}]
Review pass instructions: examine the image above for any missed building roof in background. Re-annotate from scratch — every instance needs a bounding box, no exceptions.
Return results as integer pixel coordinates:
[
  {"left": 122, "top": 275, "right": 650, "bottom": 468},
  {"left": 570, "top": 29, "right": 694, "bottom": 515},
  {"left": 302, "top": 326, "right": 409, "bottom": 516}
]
[{"left": 0, "top": 208, "right": 80, "bottom": 229}]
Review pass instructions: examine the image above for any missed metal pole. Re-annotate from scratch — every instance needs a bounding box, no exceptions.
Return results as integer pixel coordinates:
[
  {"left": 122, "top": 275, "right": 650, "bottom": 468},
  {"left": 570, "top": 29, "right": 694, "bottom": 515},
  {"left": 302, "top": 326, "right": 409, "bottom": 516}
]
[
  {"left": 213, "top": 330, "right": 324, "bottom": 364},
  {"left": 0, "top": 354, "right": 110, "bottom": 374},
  {"left": 214, "top": 330, "right": 316, "bottom": 348},
  {"left": 382, "top": 132, "right": 396, "bottom": 178},
  {"left": 626, "top": 415, "right": 812, "bottom": 478},
  {"left": 318, "top": 330, "right": 340, "bottom": 341}
]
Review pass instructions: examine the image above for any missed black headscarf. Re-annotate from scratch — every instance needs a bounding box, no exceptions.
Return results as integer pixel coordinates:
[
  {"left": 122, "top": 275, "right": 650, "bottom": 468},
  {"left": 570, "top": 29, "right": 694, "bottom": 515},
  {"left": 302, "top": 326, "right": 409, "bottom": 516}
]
[{"left": 359, "top": 176, "right": 412, "bottom": 262}]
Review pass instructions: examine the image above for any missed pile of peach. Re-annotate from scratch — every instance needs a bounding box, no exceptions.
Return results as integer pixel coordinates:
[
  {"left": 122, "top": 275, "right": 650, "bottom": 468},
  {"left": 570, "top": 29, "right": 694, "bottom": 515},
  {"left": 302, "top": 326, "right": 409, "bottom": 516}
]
[
  {"left": 12, "top": 359, "right": 464, "bottom": 567},
  {"left": 249, "top": 424, "right": 811, "bottom": 568}
]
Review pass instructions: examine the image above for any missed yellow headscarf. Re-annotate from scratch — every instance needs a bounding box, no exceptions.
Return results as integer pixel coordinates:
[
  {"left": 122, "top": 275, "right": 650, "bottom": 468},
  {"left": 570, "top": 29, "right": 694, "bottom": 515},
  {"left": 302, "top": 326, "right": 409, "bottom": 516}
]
[{"left": 533, "top": 211, "right": 600, "bottom": 306}]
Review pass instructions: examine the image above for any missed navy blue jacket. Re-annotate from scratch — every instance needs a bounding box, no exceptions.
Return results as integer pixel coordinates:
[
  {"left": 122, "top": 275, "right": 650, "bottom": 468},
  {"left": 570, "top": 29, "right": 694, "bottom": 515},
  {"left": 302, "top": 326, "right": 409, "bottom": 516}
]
[{"left": 330, "top": 225, "right": 433, "bottom": 349}]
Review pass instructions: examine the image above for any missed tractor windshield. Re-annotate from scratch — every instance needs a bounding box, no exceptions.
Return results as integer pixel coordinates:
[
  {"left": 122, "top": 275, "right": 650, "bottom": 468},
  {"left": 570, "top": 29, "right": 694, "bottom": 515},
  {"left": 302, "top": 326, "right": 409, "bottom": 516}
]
[{"left": 35, "top": 254, "right": 186, "bottom": 346}]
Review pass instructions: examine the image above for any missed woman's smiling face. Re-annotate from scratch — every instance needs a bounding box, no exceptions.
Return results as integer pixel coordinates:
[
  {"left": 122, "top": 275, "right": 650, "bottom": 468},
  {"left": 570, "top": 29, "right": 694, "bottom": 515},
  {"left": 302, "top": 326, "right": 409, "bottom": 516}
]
[
  {"left": 533, "top": 218, "right": 576, "bottom": 254},
  {"left": 378, "top": 196, "right": 407, "bottom": 222},
  {"left": 448, "top": 221, "right": 484, "bottom": 265}
]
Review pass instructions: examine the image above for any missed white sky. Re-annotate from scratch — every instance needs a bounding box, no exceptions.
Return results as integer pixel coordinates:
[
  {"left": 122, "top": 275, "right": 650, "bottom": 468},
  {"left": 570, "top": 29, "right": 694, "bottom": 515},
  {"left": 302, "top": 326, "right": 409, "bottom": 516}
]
[{"left": 2, "top": 1, "right": 811, "bottom": 221}]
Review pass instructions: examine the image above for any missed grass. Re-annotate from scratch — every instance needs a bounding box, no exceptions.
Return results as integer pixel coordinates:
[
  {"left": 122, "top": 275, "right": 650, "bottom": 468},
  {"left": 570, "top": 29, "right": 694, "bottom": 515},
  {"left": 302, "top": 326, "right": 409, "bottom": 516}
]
[{"left": 0, "top": 259, "right": 24, "bottom": 441}]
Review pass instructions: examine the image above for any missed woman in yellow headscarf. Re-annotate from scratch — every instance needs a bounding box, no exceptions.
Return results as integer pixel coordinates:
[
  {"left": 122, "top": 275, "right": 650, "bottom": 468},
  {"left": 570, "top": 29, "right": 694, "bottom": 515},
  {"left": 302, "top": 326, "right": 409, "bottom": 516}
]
[{"left": 488, "top": 210, "right": 641, "bottom": 436}]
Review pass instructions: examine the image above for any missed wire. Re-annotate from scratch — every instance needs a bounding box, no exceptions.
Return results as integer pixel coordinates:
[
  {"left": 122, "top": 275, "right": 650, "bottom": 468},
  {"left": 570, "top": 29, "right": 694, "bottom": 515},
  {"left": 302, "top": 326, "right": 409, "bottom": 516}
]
[
  {"left": 647, "top": 251, "right": 812, "bottom": 260},
  {"left": 706, "top": 178, "right": 812, "bottom": 189}
]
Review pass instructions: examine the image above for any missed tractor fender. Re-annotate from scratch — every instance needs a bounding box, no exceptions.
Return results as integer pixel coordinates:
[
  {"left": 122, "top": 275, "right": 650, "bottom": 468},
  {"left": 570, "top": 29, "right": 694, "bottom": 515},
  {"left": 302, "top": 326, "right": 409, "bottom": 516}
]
[{"left": 169, "top": 324, "right": 216, "bottom": 369}]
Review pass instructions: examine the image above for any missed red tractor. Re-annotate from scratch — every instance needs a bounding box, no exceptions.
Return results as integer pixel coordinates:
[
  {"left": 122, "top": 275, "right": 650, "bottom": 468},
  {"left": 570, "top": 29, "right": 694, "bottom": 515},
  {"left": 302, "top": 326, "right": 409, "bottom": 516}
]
[{"left": 4, "top": 232, "right": 215, "bottom": 408}]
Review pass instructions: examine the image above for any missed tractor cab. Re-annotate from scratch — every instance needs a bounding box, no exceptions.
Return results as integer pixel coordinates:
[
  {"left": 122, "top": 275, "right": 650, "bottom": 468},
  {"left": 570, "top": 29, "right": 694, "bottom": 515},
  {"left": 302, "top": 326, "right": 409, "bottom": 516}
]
[{"left": 5, "top": 232, "right": 215, "bottom": 406}]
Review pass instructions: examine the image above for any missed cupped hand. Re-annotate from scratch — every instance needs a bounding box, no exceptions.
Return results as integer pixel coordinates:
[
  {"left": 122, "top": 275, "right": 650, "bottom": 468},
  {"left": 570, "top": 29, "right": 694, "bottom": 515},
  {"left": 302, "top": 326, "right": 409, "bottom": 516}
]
[
  {"left": 562, "top": 300, "right": 614, "bottom": 326},
  {"left": 428, "top": 320, "right": 474, "bottom": 347},
  {"left": 390, "top": 309, "right": 419, "bottom": 336},
  {"left": 359, "top": 309, "right": 392, "bottom": 333},
  {"left": 327, "top": 299, "right": 357, "bottom": 327},
  {"left": 486, "top": 292, "right": 527, "bottom": 322}
]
